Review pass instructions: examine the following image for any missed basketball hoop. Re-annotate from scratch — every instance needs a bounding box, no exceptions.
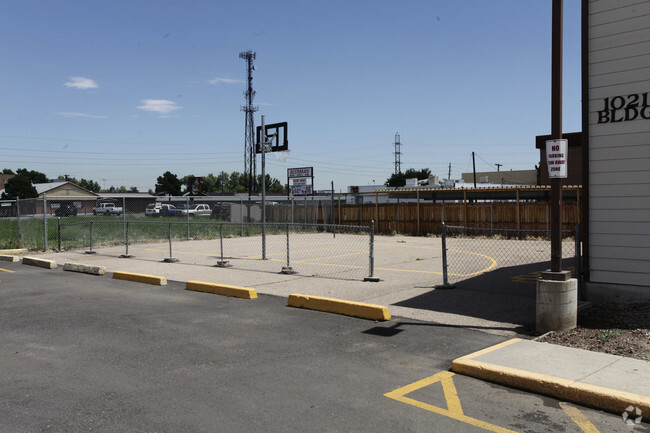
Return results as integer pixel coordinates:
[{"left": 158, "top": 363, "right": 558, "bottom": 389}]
[{"left": 274, "top": 149, "right": 290, "bottom": 162}]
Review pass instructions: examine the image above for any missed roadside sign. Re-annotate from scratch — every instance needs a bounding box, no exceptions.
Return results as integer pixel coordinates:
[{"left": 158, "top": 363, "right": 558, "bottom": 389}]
[{"left": 546, "top": 139, "right": 568, "bottom": 179}]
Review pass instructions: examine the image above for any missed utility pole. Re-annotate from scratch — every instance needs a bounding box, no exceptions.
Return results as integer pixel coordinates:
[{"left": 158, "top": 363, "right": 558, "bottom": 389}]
[
  {"left": 550, "top": 0, "right": 563, "bottom": 273},
  {"left": 448, "top": 163, "right": 452, "bottom": 180},
  {"left": 496, "top": 163, "right": 503, "bottom": 172},
  {"left": 472, "top": 152, "right": 477, "bottom": 188}
]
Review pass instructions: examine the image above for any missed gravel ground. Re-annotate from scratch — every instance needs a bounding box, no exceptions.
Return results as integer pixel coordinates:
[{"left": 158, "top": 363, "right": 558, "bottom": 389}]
[{"left": 537, "top": 303, "right": 650, "bottom": 361}]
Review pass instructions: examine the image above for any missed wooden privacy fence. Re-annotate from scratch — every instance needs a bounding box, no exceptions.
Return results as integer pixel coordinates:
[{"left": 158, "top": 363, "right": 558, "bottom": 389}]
[{"left": 336, "top": 201, "right": 581, "bottom": 236}]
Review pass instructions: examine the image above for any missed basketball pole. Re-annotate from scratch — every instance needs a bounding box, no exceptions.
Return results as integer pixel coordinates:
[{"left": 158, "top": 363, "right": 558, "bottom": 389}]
[{"left": 261, "top": 114, "right": 267, "bottom": 260}]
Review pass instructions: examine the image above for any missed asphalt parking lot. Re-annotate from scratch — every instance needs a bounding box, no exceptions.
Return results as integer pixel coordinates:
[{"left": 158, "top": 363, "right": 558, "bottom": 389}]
[{"left": 0, "top": 262, "right": 634, "bottom": 432}]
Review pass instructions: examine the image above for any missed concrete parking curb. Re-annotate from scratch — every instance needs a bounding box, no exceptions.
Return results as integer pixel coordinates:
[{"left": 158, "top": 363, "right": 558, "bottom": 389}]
[
  {"left": 0, "top": 255, "right": 20, "bottom": 263},
  {"left": 451, "top": 338, "right": 650, "bottom": 416},
  {"left": 0, "top": 249, "right": 28, "bottom": 255},
  {"left": 186, "top": 281, "right": 257, "bottom": 299},
  {"left": 63, "top": 262, "right": 106, "bottom": 276},
  {"left": 112, "top": 271, "right": 167, "bottom": 286},
  {"left": 22, "top": 256, "right": 57, "bottom": 269},
  {"left": 288, "top": 294, "right": 391, "bottom": 321}
]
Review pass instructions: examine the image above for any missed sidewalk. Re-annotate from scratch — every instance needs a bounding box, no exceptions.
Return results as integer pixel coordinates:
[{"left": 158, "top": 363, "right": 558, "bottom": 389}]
[
  {"left": 452, "top": 338, "right": 650, "bottom": 417},
  {"left": 8, "top": 249, "right": 650, "bottom": 417}
]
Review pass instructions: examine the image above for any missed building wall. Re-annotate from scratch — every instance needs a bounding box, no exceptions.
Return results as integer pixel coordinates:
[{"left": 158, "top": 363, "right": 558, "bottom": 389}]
[
  {"left": 586, "top": 0, "right": 650, "bottom": 302},
  {"left": 461, "top": 170, "right": 537, "bottom": 186}
]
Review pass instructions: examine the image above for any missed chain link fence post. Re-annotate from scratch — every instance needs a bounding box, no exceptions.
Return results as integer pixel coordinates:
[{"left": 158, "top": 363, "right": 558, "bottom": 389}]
[
  {"left": 281, "top": 222, "right": 295, "bottom": 274},
  {"left": 364, "top": 220, "right": 379, "bottom": 282},
  {"left": 57, "top": 217, "right": 61, "bottom": 251},
  {"left": 164, "top": 222, "right": 178, "bottom": 262},
  {"left": 86, "top": 221, "right": 96, "bottom": 254},
  {"left": 16, "top": 197, "right": 22, "bottom": 248},
  {"left": 216, "top": 223, "right": 230, "bottom": 267},
  {"left": 43, "top": 195, "right": 48, "bottom": 252},
  {"left": 435, "top": 222, "right": 455, "bottom": 289}
]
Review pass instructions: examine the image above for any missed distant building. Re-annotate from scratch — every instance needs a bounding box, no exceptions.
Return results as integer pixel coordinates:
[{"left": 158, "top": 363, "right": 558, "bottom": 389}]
[
  {"left": 461, "top": 169, "right": 537, "bottom": 186},
  {"left": 0, "top": 173, "right": 14, "bottom": 191}
]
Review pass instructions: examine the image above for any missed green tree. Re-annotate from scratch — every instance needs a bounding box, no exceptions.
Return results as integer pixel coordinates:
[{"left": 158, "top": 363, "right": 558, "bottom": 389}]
[
  {"left": 129, "top": 186, "right": 139, "bottom": 193},
  {"left": 385, "top": 168, "right": 432, "bottom": 187},
  {"left": 16, "top": 168, "right": 48, "bottom": 184},
  {"left": 1, "top": 174, "right": 38, "bottom": 199},
  {"left": 155, "top": 171, "right": 182, "bottom": 196},
  {"left": 79, "top": 178, "right": 101, "bottom": 192},
  {"left": 2, "top": 168, "right": 15, "bottom": 174},
  {"left": 256, "top": 174, "right": 286, "bottom": 193}
]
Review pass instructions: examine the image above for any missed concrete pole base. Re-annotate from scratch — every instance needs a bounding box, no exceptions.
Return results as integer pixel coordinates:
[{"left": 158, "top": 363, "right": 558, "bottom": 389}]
[{"left": 536, "top": 274, "right": 578, "bottom": 334}]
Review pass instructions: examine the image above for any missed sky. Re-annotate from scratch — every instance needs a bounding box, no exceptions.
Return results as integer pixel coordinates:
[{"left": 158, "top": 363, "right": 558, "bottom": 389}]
[{"left": 0, "top": 0, "right": 582, "bottom": 193}]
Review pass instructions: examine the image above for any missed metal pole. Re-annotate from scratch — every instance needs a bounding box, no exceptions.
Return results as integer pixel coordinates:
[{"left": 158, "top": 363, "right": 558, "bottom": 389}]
[
  {"left": 435, "top": 221, "right": 455, "bottom": 289},
  {"left": 220, "top": 224, "right": 224, "bottom": 263},
  {"left": 16, "top": 197, "right": 22, "bottom": 248},
  {"left": 43, "top": 195, "right": 48, "bottom": 252},
  {"left": 550, "top": 0, "right": 563, "bottom": 273},
  {"left": 164, "top": 222, "right": 178, "bottom": 262},
  {"left": 87, "top": 221, "right": 96, "bottom": 254},
  {"left": 57, "top": 217, "right": 61, "bottom": 251},
  {"left": 125, "top": 222, "right": 129, "bottom": 256},
  {"left": 441, "top": 222, "right": 449, "bottom": 286},
  {"left": 261, "top": 114, "right": 267, "bottom": 260},
  {"left": 281, "top": 222, "right": 295, "bottom": 274},
  {"left": 363, "top": 220, "right": 378, "bottom": 281},
  {"left": 186, "top": 196, "right": 190, "bottom": 240}
]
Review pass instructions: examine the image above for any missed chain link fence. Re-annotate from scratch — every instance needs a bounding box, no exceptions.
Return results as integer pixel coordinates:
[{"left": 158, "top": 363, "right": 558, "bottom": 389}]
[
  {"left": 57, "top": 220, "right": 372, "bottom": 280},
  {"left": 439, "top": 223, "right": 582, "bottom": 298}
]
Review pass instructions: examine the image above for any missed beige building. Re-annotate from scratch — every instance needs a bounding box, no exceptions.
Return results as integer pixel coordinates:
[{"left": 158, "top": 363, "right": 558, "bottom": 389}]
[{"left": 34, "top": 181, "right": 98, "bottom": 215}]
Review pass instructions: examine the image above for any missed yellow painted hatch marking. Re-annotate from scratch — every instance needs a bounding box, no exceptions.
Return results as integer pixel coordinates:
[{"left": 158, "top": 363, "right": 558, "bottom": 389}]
[{"left": 384, "top": 371, "right": 516, "bottom": 433}]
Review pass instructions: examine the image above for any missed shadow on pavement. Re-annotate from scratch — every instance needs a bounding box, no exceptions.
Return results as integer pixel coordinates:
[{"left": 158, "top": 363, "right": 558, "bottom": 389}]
[{"left": 394, "top": 259, "right": 576, "bottom": 334}]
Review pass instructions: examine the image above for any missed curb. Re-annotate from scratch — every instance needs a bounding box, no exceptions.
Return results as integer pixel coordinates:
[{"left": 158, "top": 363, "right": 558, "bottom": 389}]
[
  {"left": 0, "top": 249, "right": 28, "bottom": 255},
  {"left": 63, "top": 262, "right": 106, "bottom": 276},
  {"left": 112, "top": 271, "right": 167, "bottom": 286},
  {"left": 288, "top": 294, "right": 391, "bottom": 321},
  {"left": 451, "top": 338, "right": 650, "bottom": 416},
  {"left": 0, "top": 255, "right": 20, "bottom": 263},
  {"left": 186, "top": 281, "right": 257, "bottom": 299},
  {"left": 22, "top": 256, "right": 57, "bottom": 269}
]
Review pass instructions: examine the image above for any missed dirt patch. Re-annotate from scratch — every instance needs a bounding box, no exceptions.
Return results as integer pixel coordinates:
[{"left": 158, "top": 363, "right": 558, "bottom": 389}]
[{"left": 537, "top": 303, "right": 650, "bottom": 361}]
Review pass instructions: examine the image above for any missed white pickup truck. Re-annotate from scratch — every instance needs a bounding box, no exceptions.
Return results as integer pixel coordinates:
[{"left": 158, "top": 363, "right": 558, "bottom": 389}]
[
  {"left": 93, "top": 202, "right": 123, "bottom": 216},
  {"left": 180, "top": 204, "right": 211, "bottom": 217}
]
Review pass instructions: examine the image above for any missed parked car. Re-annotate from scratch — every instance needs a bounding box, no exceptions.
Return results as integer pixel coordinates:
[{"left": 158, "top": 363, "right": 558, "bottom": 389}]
[
  {"left": 93, "top": 202, "right": 122, "bottom": 216},
  {"left": 158, "top": 204, "right": 178, "bottom": 217},
  {"left": 180, "top": 203, "right": 211, "bottom": 217},
  {"left": 55, "top": 203, "right": 77, "bottom": 217},
  {"left": 210, "top": 203, "right": 231, "bottom": 221},
  {"left": 145, "top": 203, "right": 161, "bottom": 217}
]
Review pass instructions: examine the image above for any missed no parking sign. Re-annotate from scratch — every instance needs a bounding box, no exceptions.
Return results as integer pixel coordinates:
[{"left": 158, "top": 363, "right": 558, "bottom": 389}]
[{"left": 545, "top": 139, "right": 568, "bottom": 179}]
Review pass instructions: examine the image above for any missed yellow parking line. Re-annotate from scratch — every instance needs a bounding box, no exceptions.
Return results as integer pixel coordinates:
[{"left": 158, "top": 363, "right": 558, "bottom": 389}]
[
  {"left": 559, "top": 403, "right": 602, "bottom": 433},
  {"left": 0, "top": 267, "right": 15, "bottom": 273}
]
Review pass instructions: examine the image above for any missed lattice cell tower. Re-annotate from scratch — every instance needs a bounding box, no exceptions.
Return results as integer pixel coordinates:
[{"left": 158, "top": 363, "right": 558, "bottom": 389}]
[
  {"left": 393, "top": 132, "right": 402, "bottom": 175},
  {"left": 240, "top": 50, "right": 258, "bottom": 194}
]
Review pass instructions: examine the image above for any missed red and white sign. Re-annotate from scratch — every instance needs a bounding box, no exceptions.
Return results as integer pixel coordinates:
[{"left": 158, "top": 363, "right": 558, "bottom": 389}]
[
  {"left": 291, "top": 185, "right": 312, "bottom": 196},
  {"left": 291, "top": 177, "right": 307, "bottom": 186},
  {"left": 288, "top": 167, "right": 313, "bottom": 178},
  {"left": 546, "top": 139, "right": 568, "bottom": 179}
]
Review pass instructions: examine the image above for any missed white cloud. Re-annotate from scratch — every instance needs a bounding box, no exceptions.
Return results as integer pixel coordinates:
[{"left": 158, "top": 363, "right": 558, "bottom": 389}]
[
  {"left": 64, "top": 77, "right": 98, "bottom": 89},
  {"left": 209, "top": 77, "right": 242, "bottom": 85},
  {"left": 136, "top": 99, "right": 182, "bottom": 116},
  {"left": 57, "top": 112, "right": 107, "bottom": 119}
]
